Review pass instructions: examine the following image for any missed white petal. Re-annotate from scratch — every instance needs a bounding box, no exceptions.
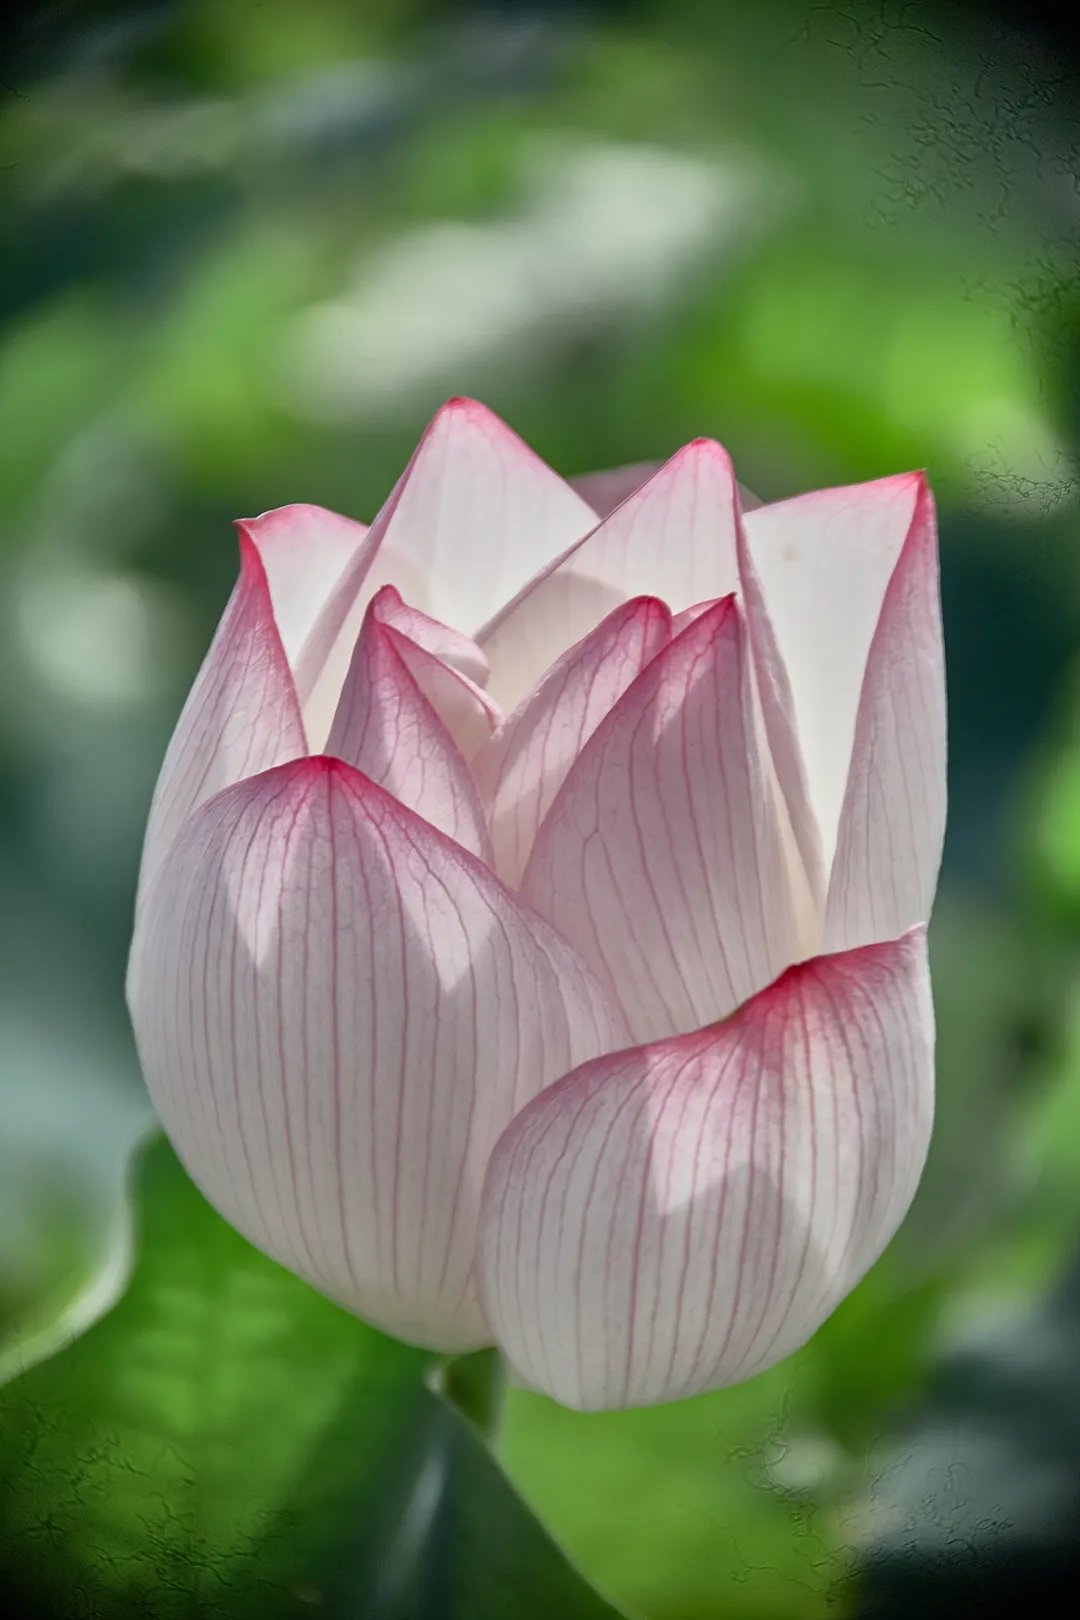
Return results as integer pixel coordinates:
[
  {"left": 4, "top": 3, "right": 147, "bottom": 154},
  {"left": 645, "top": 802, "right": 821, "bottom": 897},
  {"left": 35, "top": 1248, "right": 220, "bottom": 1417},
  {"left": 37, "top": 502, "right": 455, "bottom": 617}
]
[
  {"left": 127, "top": 758, "right": 626, "bottom": 1351},
  {"left": 741, "top": 473, "right": 925, "bottom": 867},
  {"left": 478, "top": 927, "right": 934, "bottom": 1410},
  {"left": 134, "top": 533, "right": 306, "bottom": 911},
  {"left": 479, "top": 439, "right": 741, "bottom": 710},
  {"left": 238, "top": 503, "right": 372, "bottom": 673},
  {"left": 472, "top": 597, "right": 671, "bottom": 886},
  {"left": 326, "top": 603, "right": 493, "bottom": 860},
  {"left": 520, "top": 598, "right": 807, "bottom": 1043},
  {"left": 296, "top": 398, "right": 594, "bottom": 742},
  {"left": 825, "top": 480, "right": 946, "bottom": 951}
]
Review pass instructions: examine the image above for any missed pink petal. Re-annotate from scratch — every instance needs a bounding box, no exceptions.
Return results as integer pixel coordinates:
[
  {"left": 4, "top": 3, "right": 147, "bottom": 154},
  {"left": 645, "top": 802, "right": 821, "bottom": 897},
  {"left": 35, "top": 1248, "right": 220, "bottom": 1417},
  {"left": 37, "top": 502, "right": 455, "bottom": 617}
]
[
  {"left": 237, "top": 503, "right": 372, "bottom": 673},
  {"left": 370, "top": 589, "right": 500, "bottom": 762},
  {"left": 472, "top": 597, "right": 672, "bottom": 887},
  {"left": 477, "top": 927, "right": 933, "bottom": 1410},
  {"left": 296, "top": 398, "right": 594, "bottom": 741},
  {"left": 127, "top": 757, "right": 626, "bottom": 1352},
  {"left": 741, "top": 473, "right": 926, "bottom": 868},
  {"left": 134, "top": 532, "right": 306, "bottom": 908},
  {"left": 479, "top": 439, "right": 741, "bottom": 710},
  {"left": 373, "top": 584, "right": 490, "bottom": 686},
  {"left": 520, "top": 598, "right": 808, "bottom": 1043},
  {"left": 326, "top": 602, "right": 493, "bottom": 861},
  {"left": 824, "top": 479, "right": 946, "bottom": 951}
]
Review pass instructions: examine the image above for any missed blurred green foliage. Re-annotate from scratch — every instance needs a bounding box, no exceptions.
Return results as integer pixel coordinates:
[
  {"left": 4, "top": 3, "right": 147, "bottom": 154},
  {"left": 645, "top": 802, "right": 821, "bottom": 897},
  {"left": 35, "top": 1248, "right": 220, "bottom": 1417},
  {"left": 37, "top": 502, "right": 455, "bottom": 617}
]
[
  {"left": 0, "top": 1138, "right": 622, "bottom": 1620},
  {"left": 1, "top": 1, "right": 1078, "bottom": 1617}
]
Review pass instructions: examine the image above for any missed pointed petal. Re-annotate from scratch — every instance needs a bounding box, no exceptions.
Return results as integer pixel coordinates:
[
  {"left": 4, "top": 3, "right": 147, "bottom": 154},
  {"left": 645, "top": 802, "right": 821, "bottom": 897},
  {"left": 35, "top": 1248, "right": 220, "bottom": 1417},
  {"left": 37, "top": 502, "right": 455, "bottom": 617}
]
[
  {"left": 825, "top": 480, "right": 946, "bottom": 951},
  {"left": 296, "top": 399, "right": 594, "bottom": 741},
  {"left": 472, "top": 597, "right": 672, "bottom": 886},
  {"left": 135, "top": 533, "right": 306, "bottom": 907},
  {"left": 127, "top": 757, "right": 626, "bottom": 1352},
  {"left": 326, "top": 603, "right": 493, "bottom": 860},
  {"left": 735, "top": 514, "right": 826, "bottom": 910},
  {"left": 237, "top": 503, "right": 371, "bottom": 673},
  {"left": 478, "top": 927, "right": 934, "bottom": 1411},
  {"left": 741, "top": 473, "right": 925, "bottom": 867},
  {"left": 373, "top": 584, "right": 491, "bottom": 686},
  {"left": 520, "top": 598, "right": 807, "bottom": 1043},
  {"left": 373, "top": 593, "right": 501, "bottom": 762},
  {"left": 479, "top": 439, "right": 741, "bottom": 709}
]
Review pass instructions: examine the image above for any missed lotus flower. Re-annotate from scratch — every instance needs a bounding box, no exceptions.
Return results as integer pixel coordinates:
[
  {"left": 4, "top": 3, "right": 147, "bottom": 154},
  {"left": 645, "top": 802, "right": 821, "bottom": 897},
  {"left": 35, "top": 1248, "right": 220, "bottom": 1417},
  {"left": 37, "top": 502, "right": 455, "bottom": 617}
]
[{"left": 128, "top": 398, "right": 945, "bottom": 1411}]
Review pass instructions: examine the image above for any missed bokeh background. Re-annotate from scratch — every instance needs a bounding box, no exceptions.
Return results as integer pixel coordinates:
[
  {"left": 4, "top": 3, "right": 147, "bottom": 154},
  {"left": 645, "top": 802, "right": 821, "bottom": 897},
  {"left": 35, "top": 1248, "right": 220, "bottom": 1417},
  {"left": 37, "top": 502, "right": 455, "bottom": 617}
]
[{"left": 1, "top": 1, "right": 1079, "bottom": 1616}]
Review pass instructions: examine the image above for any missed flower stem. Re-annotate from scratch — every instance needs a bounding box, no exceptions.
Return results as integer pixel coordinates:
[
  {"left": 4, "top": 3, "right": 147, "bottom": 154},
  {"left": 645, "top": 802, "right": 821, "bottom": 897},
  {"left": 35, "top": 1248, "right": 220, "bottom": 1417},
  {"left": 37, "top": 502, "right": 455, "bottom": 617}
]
[{"left": 440, "top": 1346, "right": 506, "bottom": 1441}]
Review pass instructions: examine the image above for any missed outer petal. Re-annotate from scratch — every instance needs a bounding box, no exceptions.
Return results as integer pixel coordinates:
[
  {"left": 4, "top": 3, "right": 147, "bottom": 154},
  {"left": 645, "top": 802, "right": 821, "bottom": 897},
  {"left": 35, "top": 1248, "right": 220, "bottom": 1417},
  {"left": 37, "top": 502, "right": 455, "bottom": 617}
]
[
  {"left": 326, "top": 602, "right": 493, "bottom": 860},
  {"left": 520, "top": 598, "right": 808, "bottom": 1044},
  {"left": 479, "top": 439, "right": 741, "bottom": 710},
  {"left": 134, "top": 533, "right": 306, "bottom": 909},
  {"left": 478, "top": 927, "right": 934, "bottom": 1411},
  {"left": 296, "top": 398, "right": 595, "bottom": 742},
  {"left": 741, "top": 473, "right": 925, "bottom": 867},
  {"left": 237, "top": 503, "right": 372, "bottom": 673},
  {"left": 824, "top": 480, "right": 946, "bottom": 951},
  {"left": 472, "top": 597, "right": 672, "bottom": 887},
  {"left": 127, "top": 757, "right": 626, "bottom": 1351}
]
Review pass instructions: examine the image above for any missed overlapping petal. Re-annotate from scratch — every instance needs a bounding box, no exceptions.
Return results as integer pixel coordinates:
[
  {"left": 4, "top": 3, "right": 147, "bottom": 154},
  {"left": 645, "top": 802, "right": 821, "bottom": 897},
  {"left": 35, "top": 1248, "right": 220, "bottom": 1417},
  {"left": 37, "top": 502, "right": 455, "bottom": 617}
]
[
  {"left": 479, "top": 439, "right": 742, "bottom": 709},
  {"left": 372, "top": 584, "right": 491, "bottom": 686},
  {"left": 740, "top": 473, "right": 927, "bottom": 867},
  {"left": 326, "top": 602, "right": 492, "bottom": 860},
  {"left": 296, "top": 398, "right": 595, "bottom": 743},
  {"left": 472, "top": 597, "right": 672, "bottom": 886},
  {"left": 128, "top": 757, "right": 627, "bottom": 1351},
  {"left": 520, "top": 597, "right": 808, "bottom": 1043},
  {"left": 370, "top": 590, "right": 500, "bottom": 761},
  {"left": 237, "top": 503, "right": 372, "bottom": 673},
  {"left": 135, "top": 533, "right": 306, "bottom": 908},
  {"left": 824, "top": 479, "right": 946, "bottom": 951},
  {"left": 477, "top": 927, "right": 933, "bottom": 1410}
]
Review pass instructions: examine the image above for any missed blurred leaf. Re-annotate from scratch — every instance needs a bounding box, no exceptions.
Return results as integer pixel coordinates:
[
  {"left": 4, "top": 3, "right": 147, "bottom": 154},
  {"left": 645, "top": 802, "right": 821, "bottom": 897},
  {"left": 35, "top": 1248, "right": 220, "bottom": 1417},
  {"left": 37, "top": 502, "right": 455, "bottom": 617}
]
[
  {"left": 0, "top": 1136, "right": 626, "bottom": 1620},
  {"left": 502, "top": 1361, "right": 857, "bottom": 1620},
  {"left": 0, "top": 300, "right": 121, "bottom": 522}
]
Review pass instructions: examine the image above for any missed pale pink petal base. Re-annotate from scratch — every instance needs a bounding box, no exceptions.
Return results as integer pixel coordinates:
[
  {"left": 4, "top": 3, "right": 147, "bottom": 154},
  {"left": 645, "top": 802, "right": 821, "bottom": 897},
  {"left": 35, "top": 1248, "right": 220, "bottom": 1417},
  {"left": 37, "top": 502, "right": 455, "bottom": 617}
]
[
  {"left": 128, "top": 758, "right": 627, "bottom": 1351},
  {"left": 477, "top": 928, "right": 933, "bottom": 1411}
]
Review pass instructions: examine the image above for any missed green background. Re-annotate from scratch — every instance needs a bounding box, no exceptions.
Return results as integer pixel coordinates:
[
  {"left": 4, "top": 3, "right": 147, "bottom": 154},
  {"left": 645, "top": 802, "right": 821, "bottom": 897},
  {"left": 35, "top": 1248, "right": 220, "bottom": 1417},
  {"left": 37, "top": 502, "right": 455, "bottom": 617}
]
[{"left": 1, "top": 1, "right": 1078, "bottom": 1616}]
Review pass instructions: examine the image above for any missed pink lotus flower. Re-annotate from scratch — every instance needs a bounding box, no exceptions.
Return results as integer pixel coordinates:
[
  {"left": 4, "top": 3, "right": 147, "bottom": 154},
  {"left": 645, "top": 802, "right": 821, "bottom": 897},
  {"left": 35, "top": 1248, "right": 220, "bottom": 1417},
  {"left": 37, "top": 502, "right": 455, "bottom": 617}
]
[{"left": 127, "top": 398, "right": 945, "bottom": 1411}]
